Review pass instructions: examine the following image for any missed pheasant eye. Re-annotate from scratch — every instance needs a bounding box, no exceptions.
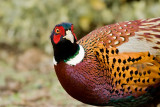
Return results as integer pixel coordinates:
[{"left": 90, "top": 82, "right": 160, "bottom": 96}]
[{"left": 55, "top": 28, "right": 60, "bottom": 33}]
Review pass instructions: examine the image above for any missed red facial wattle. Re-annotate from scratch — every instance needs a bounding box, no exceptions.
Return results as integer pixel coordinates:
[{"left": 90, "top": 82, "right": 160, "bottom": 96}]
[
  {"left": 53, "top": 34, "right": 62, "bottom": 44},
  {"left": 53, "top": 26, "right": 65, "bottom": 44},
  {"left": 71, "top": 25, "right": 77, "bottom": 40}
]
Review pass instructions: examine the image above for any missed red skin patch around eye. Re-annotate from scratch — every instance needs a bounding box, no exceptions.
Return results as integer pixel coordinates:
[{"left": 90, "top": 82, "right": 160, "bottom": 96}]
[{"left": 53, "top": 26, "right": 65, "bottom": 44}]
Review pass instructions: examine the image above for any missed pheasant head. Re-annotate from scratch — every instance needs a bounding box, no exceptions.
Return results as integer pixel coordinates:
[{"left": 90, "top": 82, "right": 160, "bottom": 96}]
[{"left": 50, "top": 23, "right": 84, "bottom": 65}]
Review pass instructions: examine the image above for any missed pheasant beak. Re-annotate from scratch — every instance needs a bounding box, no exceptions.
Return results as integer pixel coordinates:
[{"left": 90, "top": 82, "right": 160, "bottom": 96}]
[{"left": 63, "top": 30, "right": 74, "bottom": 43}]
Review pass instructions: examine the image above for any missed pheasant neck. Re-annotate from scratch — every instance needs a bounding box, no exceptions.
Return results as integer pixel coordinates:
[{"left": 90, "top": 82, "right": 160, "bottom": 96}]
[
  {"left": 53, "top": 41, "right": 85, "bottom": 66},
  {"left": 64, "top": 45, "right": 85, "bottom": 65}
]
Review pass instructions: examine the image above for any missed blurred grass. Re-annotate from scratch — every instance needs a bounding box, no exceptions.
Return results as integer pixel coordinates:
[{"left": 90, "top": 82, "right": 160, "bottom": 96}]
[
  {"left": 0, "top": 0, "right": 160, "bottom": 106},
  {"left": 0, "top": 60, "right": 92, "bottom": 107}
]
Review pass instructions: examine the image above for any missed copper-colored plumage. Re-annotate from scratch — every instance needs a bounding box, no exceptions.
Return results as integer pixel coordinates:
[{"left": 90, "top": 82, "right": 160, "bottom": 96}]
[
  {"left": 94, "top": 43, "right": 160, "bottom": 97},
  {"left": 53, "top": 17, "right": 160, "bottom": 106}
]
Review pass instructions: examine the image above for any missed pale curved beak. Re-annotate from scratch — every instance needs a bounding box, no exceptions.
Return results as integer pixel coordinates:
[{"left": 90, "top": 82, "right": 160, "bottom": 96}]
[{"left": 63, "top": 30, "right": 74, "bottom": 43}]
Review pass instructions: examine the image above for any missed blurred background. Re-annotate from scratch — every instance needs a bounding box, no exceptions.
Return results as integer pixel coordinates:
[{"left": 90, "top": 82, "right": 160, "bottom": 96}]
[{"left": 0, "top": 0, "right": 160, "bottom": 107}]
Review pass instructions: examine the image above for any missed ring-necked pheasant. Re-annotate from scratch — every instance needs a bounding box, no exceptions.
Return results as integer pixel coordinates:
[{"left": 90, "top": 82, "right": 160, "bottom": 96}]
[{"left": 50, "top": 17, "right": 160, "bottom": 106}]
